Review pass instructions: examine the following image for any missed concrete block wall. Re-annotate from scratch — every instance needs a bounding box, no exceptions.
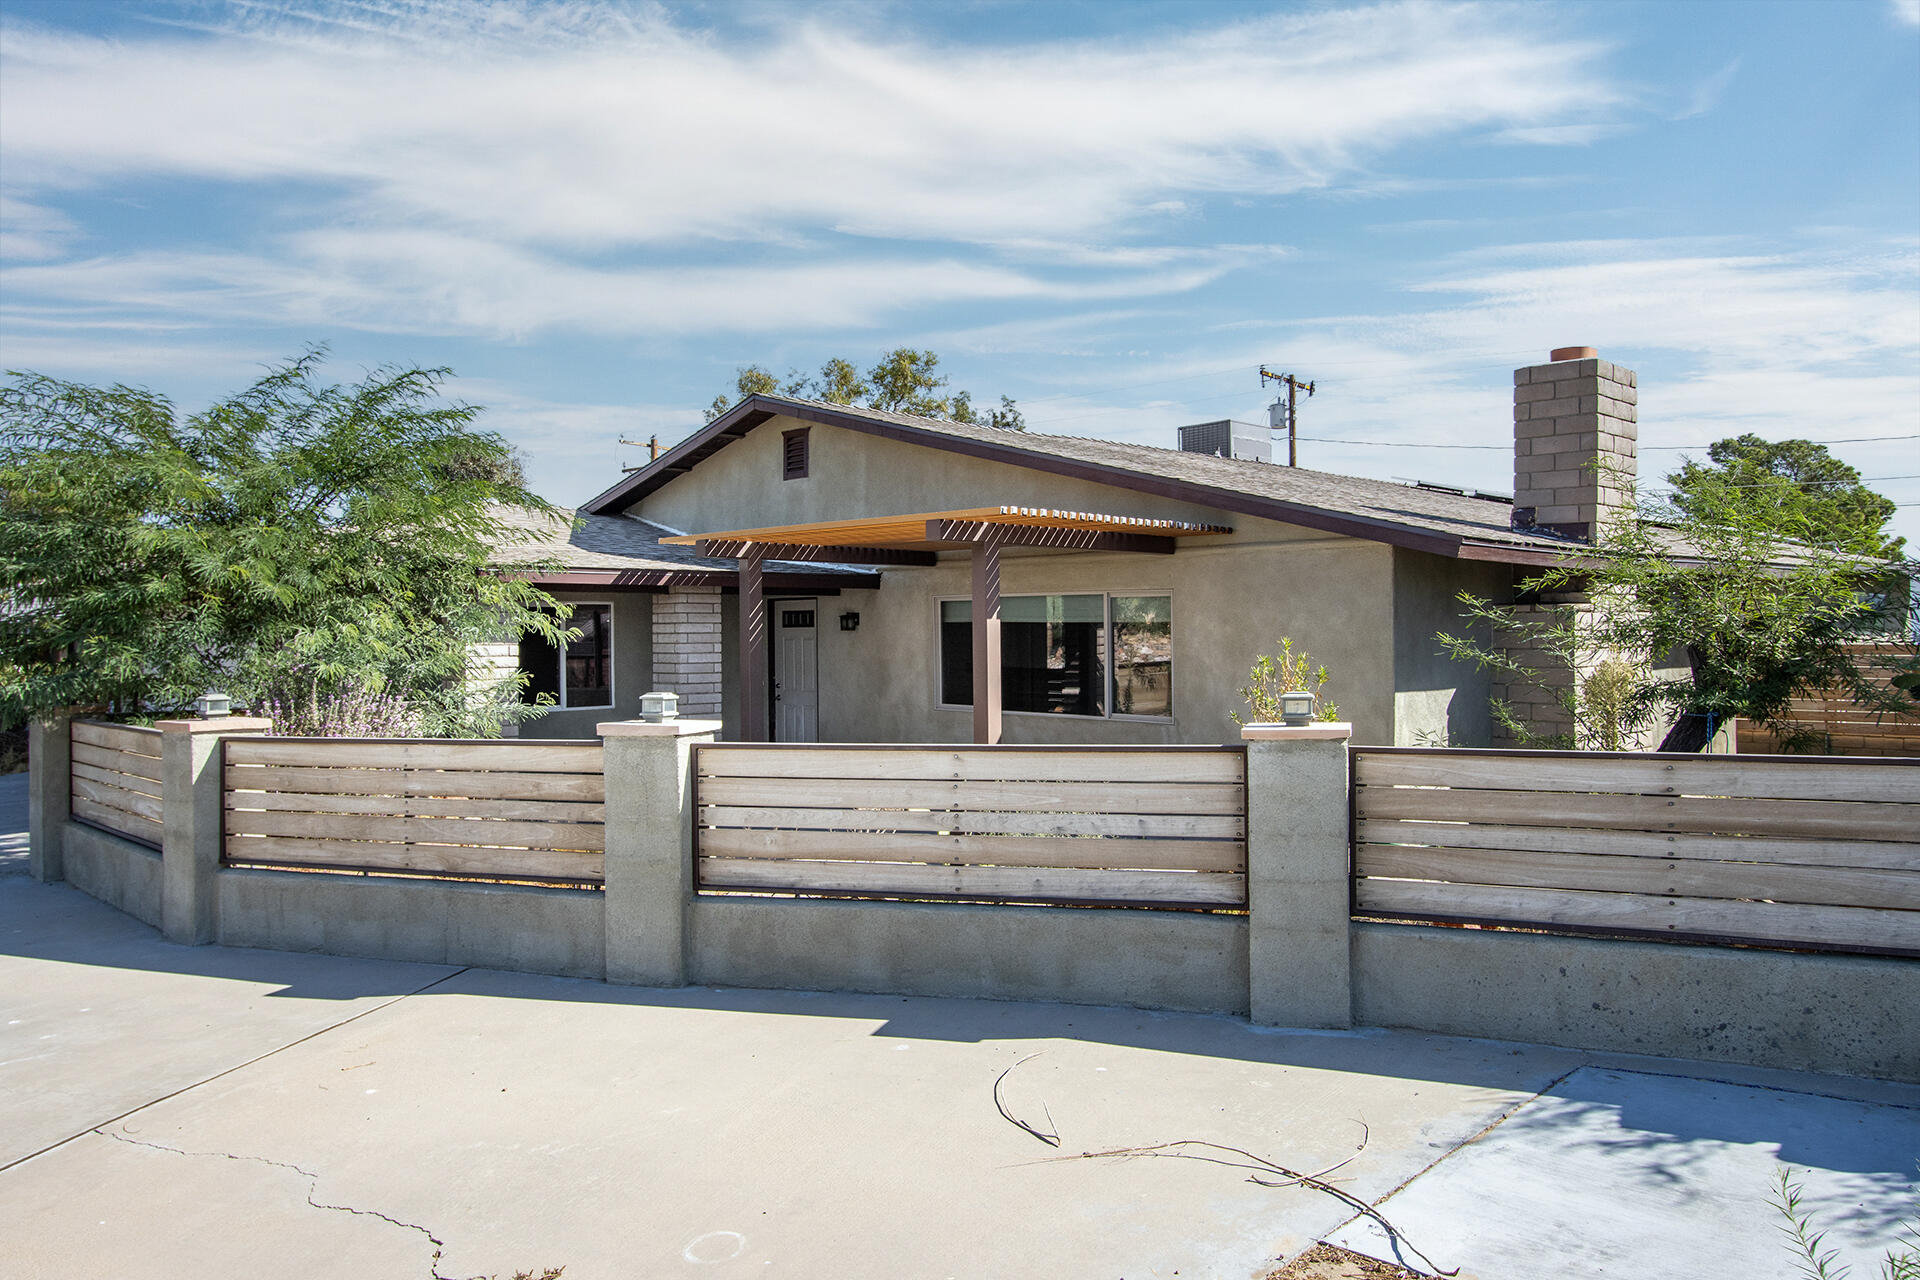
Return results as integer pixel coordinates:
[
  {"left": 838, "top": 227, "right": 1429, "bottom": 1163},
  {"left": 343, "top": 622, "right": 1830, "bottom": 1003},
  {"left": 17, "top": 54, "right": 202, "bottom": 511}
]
[
  {"left": 651, "top": 588, "right": 723, "bottom": 718},
  {"left": 1513, "top": 351, "right": 1638, "bottom": 542},
  {"left": 28, "top": 716, "right": 1919, "bottom": 1082}
]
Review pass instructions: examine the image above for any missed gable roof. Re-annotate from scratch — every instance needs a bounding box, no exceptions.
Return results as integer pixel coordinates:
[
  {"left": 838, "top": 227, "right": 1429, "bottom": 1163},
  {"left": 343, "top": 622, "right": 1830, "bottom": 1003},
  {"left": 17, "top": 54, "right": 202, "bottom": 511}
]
[{"left": 581, "top": 394, "right": 1580, "bottom": 565}]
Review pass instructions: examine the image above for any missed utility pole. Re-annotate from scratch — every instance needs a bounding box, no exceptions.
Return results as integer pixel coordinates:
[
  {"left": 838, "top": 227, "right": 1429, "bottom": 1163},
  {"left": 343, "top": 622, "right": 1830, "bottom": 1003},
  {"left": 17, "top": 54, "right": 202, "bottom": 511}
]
[
  {"left": 618, "top": 435, "right": 660, "bottom": 473},
  {"left": 1259, "top": 367, "right": 1315, "bottom": 467}
]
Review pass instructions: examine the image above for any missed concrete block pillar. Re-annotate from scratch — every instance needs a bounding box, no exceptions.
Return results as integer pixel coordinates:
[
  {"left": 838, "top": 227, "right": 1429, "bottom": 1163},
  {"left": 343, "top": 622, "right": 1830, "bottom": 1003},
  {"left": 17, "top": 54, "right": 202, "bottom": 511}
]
[
  {"left": 1243, "top": 721, "right": 1355, "bottom": 1028},
  {"left": 156, "top": 716, "right": 272, "bottom": 945},
  {"left": 599, "top": 716, "right": 721, "bottom": 986},
  {"left": 27, "top": 713, "right": 73, "bottom": 883}
]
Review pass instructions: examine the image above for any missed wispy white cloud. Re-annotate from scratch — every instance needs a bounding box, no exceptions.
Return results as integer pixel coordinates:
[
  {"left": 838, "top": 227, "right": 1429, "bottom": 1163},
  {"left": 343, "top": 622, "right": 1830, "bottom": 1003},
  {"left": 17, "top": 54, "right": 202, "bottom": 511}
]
[
  {"left": 0, "top": 232, "right": 1258, "bottom": 339},
  {"left": 1, "top": 1, "right": 1617, "bottom": 253},
  {"left": 1892, "top": 0, "right": 1920, "bottom": 28},
  {"left": 1674, "top": 58, "right": 1740, "bottom": 120},
  {"left": 1015, "top": 239, "right": 1920, "bottom": 505},
  {"left": 0, "top": 196, "right": 79, "bottom": 261}
]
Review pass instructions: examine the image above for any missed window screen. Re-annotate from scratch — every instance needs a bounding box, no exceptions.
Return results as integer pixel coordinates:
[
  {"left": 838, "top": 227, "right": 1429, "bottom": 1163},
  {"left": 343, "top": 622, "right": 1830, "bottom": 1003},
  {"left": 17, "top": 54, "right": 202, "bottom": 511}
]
[
  {"left": 520, "top": 604, "right": 612, "bottom": 709},
  {"left": 1112, "top": 595, "right": 1172, "bottom": 717},
  {"left": 563, "top": 604, "right": 612, "bottom": 708}
]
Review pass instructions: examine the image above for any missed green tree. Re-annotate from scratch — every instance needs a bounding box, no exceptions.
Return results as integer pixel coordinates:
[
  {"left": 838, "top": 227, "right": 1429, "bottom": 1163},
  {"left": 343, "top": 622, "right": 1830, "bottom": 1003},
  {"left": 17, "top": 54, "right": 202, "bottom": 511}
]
[
  {"left": 1441, "top": 479, "right": 1914, "bottom": 752},
  {"left": 0, "top": 353, "right": 571, "bottom": 737},
  {"left": 1669, "top": 434, "right": 1903, "bottom": 560},
  {"left": 704, "top": 347, "right": 1024, "bottom": 429}
]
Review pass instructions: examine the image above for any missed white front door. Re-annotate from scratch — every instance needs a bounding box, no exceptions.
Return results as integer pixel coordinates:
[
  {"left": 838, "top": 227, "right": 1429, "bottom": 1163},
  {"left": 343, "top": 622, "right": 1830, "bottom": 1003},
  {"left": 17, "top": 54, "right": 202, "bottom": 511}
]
[{"left": 772, "top": 599, "right": 819, "bottom": 742}]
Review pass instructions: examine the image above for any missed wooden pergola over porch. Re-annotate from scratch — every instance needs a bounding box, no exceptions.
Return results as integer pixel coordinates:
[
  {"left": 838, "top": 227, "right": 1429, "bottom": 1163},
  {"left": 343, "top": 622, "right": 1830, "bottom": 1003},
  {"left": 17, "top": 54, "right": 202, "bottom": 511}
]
[{"left": 661, "top": 507, "right": 1232, "bottom": 743}]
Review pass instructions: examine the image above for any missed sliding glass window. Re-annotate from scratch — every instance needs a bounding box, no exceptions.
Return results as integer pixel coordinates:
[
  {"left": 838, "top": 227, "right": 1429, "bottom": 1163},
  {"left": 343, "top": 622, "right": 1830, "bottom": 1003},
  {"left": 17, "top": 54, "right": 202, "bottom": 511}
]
[{"left": 940, "top": 593, "right": 1171, "bottom": 719}]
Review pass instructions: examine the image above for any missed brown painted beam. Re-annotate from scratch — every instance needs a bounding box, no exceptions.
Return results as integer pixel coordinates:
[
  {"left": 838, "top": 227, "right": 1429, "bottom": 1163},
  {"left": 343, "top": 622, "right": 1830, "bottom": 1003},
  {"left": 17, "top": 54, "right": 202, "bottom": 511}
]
[
  {"left": 923, "top": 520, "right": 1176, "bottom": 555},
  {"left": 738, "top": 548, "right": 768, "bottom": 743},
  {"left": 696, "top": 540, "right": 938, "bottom": 567},
  {"left": 971, "top": 533, "right": 1004, "bottom": 745}
]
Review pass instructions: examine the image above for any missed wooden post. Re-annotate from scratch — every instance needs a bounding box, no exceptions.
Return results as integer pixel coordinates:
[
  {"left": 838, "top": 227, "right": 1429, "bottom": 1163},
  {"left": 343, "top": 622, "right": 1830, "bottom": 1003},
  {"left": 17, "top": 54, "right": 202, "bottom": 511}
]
[
  {"left": 738, "top": 546, "right": 768, "bottom": 742},
  {"left": 971, "top": 533, "right": 1004, "bottom": 744}
]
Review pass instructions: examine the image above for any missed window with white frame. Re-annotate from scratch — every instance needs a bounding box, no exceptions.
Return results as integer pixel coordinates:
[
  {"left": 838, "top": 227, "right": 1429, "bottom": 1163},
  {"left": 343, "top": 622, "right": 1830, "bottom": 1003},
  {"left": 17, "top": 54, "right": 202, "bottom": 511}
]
[
  {"left": 939, "top": 593, "right": 1172, "bottom": 719},
  {"left": 519, "top": 603, "right": 613, "bottom": 709}
]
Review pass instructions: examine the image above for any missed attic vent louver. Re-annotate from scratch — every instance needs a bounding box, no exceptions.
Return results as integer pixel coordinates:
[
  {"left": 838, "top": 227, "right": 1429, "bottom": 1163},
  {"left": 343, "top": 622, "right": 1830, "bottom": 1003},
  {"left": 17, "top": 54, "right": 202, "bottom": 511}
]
[{"left": 782, "top": 427, "right": 810, "bottom": 480}]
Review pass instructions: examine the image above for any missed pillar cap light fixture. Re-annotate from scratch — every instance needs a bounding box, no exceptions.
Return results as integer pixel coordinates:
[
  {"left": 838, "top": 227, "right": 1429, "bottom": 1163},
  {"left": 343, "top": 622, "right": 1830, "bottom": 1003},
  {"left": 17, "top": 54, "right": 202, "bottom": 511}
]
[
  {"left": 639, "top": 691, "right": 680, "bottom": 723},
  {"left": 1279, "top": 690, "right": 1316, "bottom": 726},
  {"left": 193, "top": 690, "right": 231, "bottom": 718}
]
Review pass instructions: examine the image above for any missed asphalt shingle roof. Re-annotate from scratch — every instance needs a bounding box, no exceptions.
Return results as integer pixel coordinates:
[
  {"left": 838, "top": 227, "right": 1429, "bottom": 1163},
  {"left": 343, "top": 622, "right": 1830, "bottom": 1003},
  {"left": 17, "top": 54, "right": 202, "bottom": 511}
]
[{"left": 583, "top": 394, "right": 1587, "bottom": 559}]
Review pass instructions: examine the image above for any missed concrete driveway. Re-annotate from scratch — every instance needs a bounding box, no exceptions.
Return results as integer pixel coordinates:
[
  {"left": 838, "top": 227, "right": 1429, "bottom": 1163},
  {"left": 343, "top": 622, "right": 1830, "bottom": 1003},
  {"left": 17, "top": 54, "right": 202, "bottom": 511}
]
[{"left": 3, "top": 822, "right": 1916, "bottom": 1277}]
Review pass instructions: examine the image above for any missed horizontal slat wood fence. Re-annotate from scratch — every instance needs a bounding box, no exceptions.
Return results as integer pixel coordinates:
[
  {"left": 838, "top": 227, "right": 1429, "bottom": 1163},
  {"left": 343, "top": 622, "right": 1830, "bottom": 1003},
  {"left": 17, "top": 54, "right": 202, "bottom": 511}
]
[
  {"left": 223, "top": 737, "right": 606, "bottom": 884},
  {"left": 695, "top": 745, "right": 1247, "bottom": 908},
  {"left": 1738, "top": 643, "right": 1920, "bottom": 756},
  {"left": 69, "top": 720, "right": 163, "bottom": 848},
  {"left": 1352, "top": 748, "right": 1920, "bottom": 956}
]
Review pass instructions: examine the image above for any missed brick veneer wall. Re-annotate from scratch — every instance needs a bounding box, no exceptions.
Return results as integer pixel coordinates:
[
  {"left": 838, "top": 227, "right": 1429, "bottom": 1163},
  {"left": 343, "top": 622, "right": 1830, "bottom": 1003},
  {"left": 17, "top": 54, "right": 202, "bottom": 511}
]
[
  {"left": 1512, "top": 355, "right": 1638, "bottom": 542},
  {"left": 651, "top": 588, "right": 723, "bottom": 718}
]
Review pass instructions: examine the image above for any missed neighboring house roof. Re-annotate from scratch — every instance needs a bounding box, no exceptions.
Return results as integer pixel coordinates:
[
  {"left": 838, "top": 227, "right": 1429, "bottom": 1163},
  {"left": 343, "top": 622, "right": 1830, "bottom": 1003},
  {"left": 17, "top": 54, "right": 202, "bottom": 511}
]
[
  {"left": 581, "top": 394, "right": 1588, "bottom": 566},
  {"left": 488, "top": 506, "right": 881, "bottom": 587}
]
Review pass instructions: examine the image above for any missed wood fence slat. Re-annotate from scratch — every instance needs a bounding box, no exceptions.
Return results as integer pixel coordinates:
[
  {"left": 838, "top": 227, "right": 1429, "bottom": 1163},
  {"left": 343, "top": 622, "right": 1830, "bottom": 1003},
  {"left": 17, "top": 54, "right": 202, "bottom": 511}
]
[
  {"left": 72, "top": 775, "right": 165, "bottom": 824},
  {"left": 698, "top": 856, "right": 1246, "bottom": 904},
  {"left": 71, "top": 795, "right": 162, "bottom": 843},
  {"left": 699, "top": 826, "right": 1244, "bottom": 872},
  {"left": 223, "top": 739, "right": 603, "bottom": 773},
  {"left": 70, "top": 741, "right": 163, "bottom": 784},
  {"left": 1355, "top": 753, "right": 1920, "bottom": 804},
  {"left": 695, "top": 775, "right": 1244, "bottom": 815},
  {"left": 223, "top": 834, "right": 602, "bottom": 881},
  {"left": 697, "top": 747, "right": 1243, "bottom": 785},
  {"left": 72, "top": 758, "right": 163, "bottom": 799},
  {"left": 1355, "top": 786, "right": 1911, "bottom": 841},
  {"left": 1356, "top": 844, "right": 1920, "bottom": 911},
  {"left": 1354, "top": 819, "right": 1919, "bottom": 872},
  {"left": 699, "top": 805, "right": 1245, "bottom": 840},
  {"left": 1353, "top": 879, "right": 1920, "bottom": 954},
  {"left": 224, "top": 809, "right": 603, "bottom": 852},
  {"left": 222, "top": 764, "right": 604, "bottom": 802},
  {"left": 224, "top": 789, "right": 604, "bottom": 823},
  {"left": 71, "top": 720, "right": 162, "bottom": 756}
]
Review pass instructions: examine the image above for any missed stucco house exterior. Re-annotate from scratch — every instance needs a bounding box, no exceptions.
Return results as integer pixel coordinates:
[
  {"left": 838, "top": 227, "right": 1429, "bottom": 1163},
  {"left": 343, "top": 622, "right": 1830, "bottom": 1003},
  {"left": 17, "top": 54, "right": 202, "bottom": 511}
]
[{"left": 497, "top": 348, "right": 1641, "bottom": 746}]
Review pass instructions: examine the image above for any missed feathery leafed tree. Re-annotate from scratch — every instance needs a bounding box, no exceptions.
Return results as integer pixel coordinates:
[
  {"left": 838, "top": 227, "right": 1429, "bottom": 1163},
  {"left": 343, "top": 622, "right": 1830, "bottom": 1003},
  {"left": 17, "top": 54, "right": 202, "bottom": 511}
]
[
  {"left": 705, "top": 348, "right": 1025, "bottom": 430},
  {"left": 0, "top": 352, "right": 570, "bottom": 736}
]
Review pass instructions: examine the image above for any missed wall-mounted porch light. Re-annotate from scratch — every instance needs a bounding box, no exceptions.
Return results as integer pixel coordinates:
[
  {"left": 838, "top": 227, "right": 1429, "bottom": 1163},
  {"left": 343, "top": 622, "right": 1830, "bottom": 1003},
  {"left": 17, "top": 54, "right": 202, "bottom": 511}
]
[
  {"left": 639, "top": 691, "right": 679, "bottom": 723},
  {"left": 839, "top": 612, "right": 860, "bottom": 632},
  {"left": 1279, "top": 690, "right": 1316, "bottom": 726}
]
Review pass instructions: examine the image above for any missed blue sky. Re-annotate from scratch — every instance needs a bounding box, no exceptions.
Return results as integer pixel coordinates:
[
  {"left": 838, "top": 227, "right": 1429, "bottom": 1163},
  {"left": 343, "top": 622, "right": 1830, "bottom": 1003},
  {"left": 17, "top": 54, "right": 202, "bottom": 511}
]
[{"left": 2, "top": 0, "right": 1916, "bottom": 544}]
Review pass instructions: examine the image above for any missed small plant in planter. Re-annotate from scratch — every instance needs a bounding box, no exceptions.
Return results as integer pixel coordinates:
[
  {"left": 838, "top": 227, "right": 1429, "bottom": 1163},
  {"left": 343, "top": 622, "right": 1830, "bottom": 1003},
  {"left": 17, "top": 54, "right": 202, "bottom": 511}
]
[{"left": 1234, "top": 638, "right": 1339, "bottom": 726}]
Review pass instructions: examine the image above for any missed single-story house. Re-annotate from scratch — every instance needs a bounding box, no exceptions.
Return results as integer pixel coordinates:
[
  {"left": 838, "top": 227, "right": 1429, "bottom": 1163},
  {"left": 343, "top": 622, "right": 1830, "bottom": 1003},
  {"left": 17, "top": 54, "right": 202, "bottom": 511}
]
[{"left": 496, "top": 347, "right": 1643, "bottom": 746}]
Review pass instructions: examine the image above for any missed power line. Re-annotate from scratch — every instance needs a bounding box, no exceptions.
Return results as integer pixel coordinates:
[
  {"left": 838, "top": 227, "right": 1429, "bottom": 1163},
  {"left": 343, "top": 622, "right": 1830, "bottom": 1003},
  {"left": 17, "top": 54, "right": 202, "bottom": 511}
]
[{"left": 1268, "top": 433, "right": 1920, "bottom": 452}]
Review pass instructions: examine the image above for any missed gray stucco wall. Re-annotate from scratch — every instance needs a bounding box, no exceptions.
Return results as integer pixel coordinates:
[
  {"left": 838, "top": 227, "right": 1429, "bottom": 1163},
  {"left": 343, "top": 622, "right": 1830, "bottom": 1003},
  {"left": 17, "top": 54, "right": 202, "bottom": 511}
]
[
  {"left": 1352, "top": 922, "right": 1920, "bottom": 1082},
  {"left": 632, "top": 415, "right": 1402, "bottom": 745},
  {"left": 1390, "top": 549, "right": 1515, "bottom": 747},
  {"left": 63, "top": 822, "right": 164, "bottom": 928},
  {"left": 691, "top": 896, "right": 1248, "bottom": 1014},
  {"left": 515, "top": 589, "right": 655, "bottom": 739},
  {"left": 217, "top": 870, "right": 605, "bottom": 978}
]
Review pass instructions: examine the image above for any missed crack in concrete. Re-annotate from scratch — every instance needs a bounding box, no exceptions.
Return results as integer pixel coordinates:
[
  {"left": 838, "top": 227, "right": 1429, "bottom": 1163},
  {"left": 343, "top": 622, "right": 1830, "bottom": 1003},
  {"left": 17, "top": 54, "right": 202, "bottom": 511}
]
[{"left": 99, "top": 1129, "right": 474, "bottom": 1280}]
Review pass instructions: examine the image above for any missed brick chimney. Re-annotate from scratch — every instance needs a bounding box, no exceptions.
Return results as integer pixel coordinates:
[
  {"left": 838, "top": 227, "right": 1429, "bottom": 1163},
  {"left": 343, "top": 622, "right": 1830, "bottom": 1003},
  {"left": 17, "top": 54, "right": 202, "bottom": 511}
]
[{"left": 1511, "top": 346, "right": 1637, "bottom": 542}]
